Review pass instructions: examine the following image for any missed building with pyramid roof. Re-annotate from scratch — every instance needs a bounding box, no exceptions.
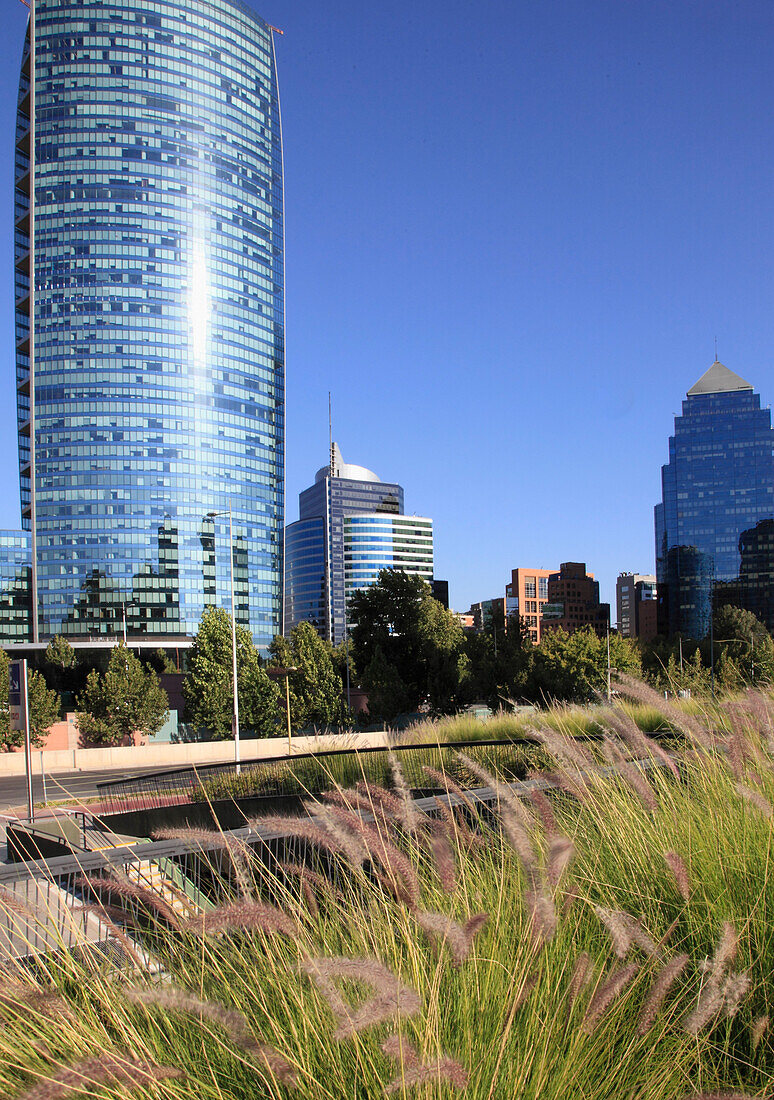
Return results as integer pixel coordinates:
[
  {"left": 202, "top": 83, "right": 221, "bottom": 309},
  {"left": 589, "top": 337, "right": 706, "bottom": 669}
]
[{"left": 655, "top": 362, "right": 774, "bottom": 637}]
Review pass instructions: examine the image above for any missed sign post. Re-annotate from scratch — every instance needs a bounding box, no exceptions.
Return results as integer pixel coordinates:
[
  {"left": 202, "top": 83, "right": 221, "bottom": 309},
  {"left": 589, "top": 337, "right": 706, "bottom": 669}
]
[{"left": 9, "top": 659, "right": 33, "bottom": 822}]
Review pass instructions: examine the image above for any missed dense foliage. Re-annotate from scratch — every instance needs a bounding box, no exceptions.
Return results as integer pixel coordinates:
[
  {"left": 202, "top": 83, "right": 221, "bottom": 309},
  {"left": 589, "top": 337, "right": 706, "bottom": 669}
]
[
  {"left": 183, "top": 606, "right": 280, "bottom": 738},
  {"left": 0, "top": 649, "right": 62, "bottom": 751},
  {"left": 268, "top": 621, "right": 344, "bottom": 732},
  {"left": 77, "top": 644, "right": 169, "bottom": 746}
]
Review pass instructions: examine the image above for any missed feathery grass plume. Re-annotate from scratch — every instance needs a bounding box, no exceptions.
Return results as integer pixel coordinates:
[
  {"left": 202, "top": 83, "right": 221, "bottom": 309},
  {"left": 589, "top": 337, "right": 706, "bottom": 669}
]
[
  {"left": 355, "top": 780, "right": 408, "bottom": 821},
  {"left": 307, "top": 804, "right": 373, "bottom": 870},
  {"left": 300, "top": 956, "right": 422, "bottom": 1040},
  {"left": 726, "top": 728, "right": 747, "bottom": 780},
  {"left": 79, "top": 871, "right": 182, "bottom": 930},
  {"left": 547, "top": 835, "right": 574, "bottom": 889},
  {"left": 739, "top": 689, "right": 774, "bottom": 756},
  {"left": 751, "top": 1014, "right": 769, "bottom": 1051},
  {"left": 421, "top": 765, "right": 478, "bottom": 815},
  {"left": 124, "top": 985, "right": 297, "bottom": 1085},
  {"left": 682, "top": 928, "right": 740, "bottom": 1037},
  {"left": 531, "top": 724, "right": 597, "bottom": 770},
  {"left": 152, "top": 825, "right": 254, "bottom": 898},
  {"left": 0, "top": 886, "right": 39, "bottom": 917},
  {"left": 614, "top": 674, "right": 713, "bottom": 750},
  {"left": 601, "top": 706, "right": 681, "bottom": 779},
  {"left": 524, "top": 883, "right": 557, "bottom": 947},
  {"left": 582, "top": 961, "right": 640, "bottom": 1033},
  {"left": 188, "top": 899, "right": 297, "bottom": 937},
  {"left": 594, "top": 906, "right": 634, "bottom": 959},
  {"left": 636, "top": 953, "right": 689, "bottom": 1035},
  {"left": 678, "top": 1094, "right": 758, "bottom": 1099},
  {"left": 663, "top": 851, "right": 692, "bottom": 901},
  {"left": 457, "top": 753, "right": 539, "bottom": 871},
  {"left": 568, "top": 951, "right": 593, "bottom": 1006},
  {"left": 528, "top": 784, "right": 557, "bottom": 837},
  {"left": 0, "top": 984, "right": 68, "bottom": 1018},
  {"left": 428, "top": 822, "right": 458, "bottom": 894},
  {"left": 722, "top": 971, "right": 751, "bottom": 1018},
  {"left": 711, "top": 922, "right": 739, "bottom": 979},
  {"left": 381, "top": 1035, "right": 469, "bottom": 1094},
  {"left": 734, "top": 782, "right": 773, "bottom": 818},
  {"left": 601, "top": 736, "right": 658, "bottom": 813},
  {"left": 415, "top": 911, "right": 488, "bottom": 968},
  {"left": 15, "top": 1054, "right": 183, "bottom": 1100},
  {"left": 314, "top": 801, "right": 422, "bottom": 910},
  {"left": 388, "top": 751, "right": 423, "bottom": 833},
  {"left": 249, "top": 813, "right": 368, "bottom": 871}
]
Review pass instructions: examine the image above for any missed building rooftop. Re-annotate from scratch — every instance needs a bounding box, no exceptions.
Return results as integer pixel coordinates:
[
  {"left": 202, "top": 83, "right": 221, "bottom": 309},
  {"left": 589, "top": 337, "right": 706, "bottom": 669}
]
[
  {"left": 687, "top": 360, "right": 753, "bottom": 396},
  {"left": 315, "top": 442, "right": 382, "bottom": 484}
]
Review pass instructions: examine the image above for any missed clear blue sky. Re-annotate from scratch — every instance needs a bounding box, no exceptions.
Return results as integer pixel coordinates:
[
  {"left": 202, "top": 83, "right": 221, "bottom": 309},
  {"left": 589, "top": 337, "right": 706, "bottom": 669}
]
[{"left": 0, "top": 0, "right": 772, "bottom": 615}]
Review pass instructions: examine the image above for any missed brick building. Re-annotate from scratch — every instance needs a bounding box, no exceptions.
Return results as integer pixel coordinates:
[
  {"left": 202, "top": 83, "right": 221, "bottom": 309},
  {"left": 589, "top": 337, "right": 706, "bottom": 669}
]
[{"left": 541, "top": 562, "right": 610, "bottom": 637}]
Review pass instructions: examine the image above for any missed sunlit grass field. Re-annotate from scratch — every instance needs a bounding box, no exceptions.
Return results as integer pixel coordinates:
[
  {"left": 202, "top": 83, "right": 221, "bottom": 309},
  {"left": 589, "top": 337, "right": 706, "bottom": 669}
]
[{"left": 1, "top": 684, "right": 773, "bottom": 1099}]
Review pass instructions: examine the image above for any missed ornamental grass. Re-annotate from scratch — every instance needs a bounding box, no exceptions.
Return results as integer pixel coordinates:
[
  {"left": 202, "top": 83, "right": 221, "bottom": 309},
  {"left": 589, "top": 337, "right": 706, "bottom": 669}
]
[{"left": 1, "top": 688, "right": 773, "bottom": 1099}]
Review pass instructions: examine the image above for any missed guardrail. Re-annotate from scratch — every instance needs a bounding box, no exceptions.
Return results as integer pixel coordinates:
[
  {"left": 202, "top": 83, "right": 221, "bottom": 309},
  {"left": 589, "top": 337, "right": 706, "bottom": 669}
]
[
  {"left": 3, "top": 749, "right": 676, "bottom": 966},
  {"left": 95, "top": 736, "right": 552, "bottom": 814}
]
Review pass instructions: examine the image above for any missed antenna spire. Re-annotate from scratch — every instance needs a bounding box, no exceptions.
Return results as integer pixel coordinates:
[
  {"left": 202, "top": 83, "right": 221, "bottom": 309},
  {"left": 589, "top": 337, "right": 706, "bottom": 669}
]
[
  {"left": 714, "top": 335, "right": 718, "bottom": 363},
  {"left": 328, "top": 392, "right": 335, "bottom": 477}
]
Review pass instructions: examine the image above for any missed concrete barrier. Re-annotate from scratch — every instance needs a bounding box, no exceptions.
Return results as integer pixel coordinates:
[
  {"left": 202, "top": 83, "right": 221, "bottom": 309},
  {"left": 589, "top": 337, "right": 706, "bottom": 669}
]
[{"left": 0, "top": 730, "right": 391, "bottom": 778}]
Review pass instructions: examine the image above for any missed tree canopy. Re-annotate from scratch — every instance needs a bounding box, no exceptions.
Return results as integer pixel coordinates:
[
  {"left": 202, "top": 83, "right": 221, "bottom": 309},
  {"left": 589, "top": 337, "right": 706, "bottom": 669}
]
[
  {"left": 0, "top": 650, "right": 62, "bottom": 751},
  {"left": 183, "top": 606, "right": 280, "bottom": 738},
  {"left": 268, "top": 621, "right": 343, "bottom": 732},
  {"left": 77, "top": 644, "right": 169, "bottom": 746},
  {"left": 348, "top": 569, "right": 468, "bottom": 721}
]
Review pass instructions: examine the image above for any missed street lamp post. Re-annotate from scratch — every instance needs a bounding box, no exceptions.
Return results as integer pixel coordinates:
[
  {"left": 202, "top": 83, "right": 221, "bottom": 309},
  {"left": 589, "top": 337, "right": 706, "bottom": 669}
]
[
  {"left": 268, "top": 666, "right": 298, "bottom": 753},
  {"left": 207, "top": 504, "right": 240, "bottom": 772}
]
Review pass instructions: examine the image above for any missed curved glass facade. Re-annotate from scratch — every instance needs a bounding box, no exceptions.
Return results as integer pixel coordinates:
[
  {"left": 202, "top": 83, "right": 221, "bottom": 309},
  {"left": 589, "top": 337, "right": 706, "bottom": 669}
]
[{"left": 16, "top": 0, "right": 284, "bottom": 649}]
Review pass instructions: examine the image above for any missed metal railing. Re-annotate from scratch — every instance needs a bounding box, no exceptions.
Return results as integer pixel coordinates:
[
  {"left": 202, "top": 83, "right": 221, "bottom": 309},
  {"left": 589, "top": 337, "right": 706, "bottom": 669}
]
[{"left": 95, "top": 736, "right": 549, "bottom": 814}]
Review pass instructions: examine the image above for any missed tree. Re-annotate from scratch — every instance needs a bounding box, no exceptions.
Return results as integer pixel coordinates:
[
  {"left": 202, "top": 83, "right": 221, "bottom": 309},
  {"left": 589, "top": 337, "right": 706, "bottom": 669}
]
[
  {"left": 529, "top": 627, "right": 641, "bottom": 704},
  {"left": 464, "top": 613, "right": 533, "bottom": 711},
  {"left": 45, "top": 635, "right": 77, "bottom": 670},
  {"left": 77, "top": 644, "right": 169, "bottom": 746},
  {"left": 348, "top": 569, "right": 468, "bottom": 721},
  {"left": 0, "top": 650, "right": 62, "bottom": 751},
  {"left": 711, "top": 605, "right": 774, "bottom": 687},
  {"left": 268, "top": 622, "right": 343, "bottom": 732},
  {"left": 183, "top": 607, "right": 280, "bottom": 739}
]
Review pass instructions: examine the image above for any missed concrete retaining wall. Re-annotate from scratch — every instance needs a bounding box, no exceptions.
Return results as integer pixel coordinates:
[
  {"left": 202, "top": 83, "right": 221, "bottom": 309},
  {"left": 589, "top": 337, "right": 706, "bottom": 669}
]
[{"left": 0, "top": 730, "right": 391, "bottom": 778}]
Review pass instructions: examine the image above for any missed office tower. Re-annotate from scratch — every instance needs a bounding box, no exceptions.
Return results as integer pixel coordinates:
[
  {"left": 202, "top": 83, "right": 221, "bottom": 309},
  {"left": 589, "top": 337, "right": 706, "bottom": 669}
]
[
  {"left": 541, "top": 562, "right": 610, "bottom": 637},
  {"left": 505, "top": 567, "right": 554, "bottom": 642},
  {"left": 616, "top": 573, "right": 657, "bottom": 640},
  {"left": 284, "top": 444, "right": 434, "bottom": 645},
  {"left": 14, "top": 0, "right": 284, "bottom": 649},
  {"left": 655, "top": 361, "right": 774, "bottom": 637}
]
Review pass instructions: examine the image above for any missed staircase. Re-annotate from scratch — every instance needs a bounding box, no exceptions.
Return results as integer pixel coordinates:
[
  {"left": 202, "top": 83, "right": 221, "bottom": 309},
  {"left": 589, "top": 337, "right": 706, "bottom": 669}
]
[{"left": 125, "top": 857, "right": 213, "bottom": 921}]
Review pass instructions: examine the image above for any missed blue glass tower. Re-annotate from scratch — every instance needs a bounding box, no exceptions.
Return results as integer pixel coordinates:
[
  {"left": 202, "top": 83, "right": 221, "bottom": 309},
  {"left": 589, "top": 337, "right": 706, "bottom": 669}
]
[
  {"left": 655, "top": 361, "right": 774, "bottom": 637},
  {"left": 285, "top": 444, "right": 434, "bottom": 645},
  {"left": 15, "top": 0, "right": 284, "bottom": 650}
]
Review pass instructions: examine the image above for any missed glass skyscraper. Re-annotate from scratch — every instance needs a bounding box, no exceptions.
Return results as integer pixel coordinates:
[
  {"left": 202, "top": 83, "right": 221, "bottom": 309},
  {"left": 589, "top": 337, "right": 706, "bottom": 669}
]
[
  {"left": 655, "top": 361, "right": 774, "bottom": 638},
  {"left": 284, "top": 444, "right": 434, "bottom": 645},
  {"left": 14, "top": 0, "right": 284, "bottom": 649}
]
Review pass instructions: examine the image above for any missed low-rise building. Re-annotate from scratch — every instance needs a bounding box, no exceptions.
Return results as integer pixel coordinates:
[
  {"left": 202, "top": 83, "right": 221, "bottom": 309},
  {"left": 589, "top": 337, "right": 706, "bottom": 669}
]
[
  {"left": 541, "top": 562, "right": 610, "bottom": 637},
  {"left": 505, "top": 568, "right": 554, "bottom": 643}
]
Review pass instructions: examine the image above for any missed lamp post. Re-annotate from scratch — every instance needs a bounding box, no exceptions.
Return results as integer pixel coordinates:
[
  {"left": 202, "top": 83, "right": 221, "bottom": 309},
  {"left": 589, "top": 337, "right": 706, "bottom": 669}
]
[
  {"left": 207, "top": 504, "right": 240, "bottom": 771},
  {"left": 268, "top": 666, "right": 298, "bottom": 753}
]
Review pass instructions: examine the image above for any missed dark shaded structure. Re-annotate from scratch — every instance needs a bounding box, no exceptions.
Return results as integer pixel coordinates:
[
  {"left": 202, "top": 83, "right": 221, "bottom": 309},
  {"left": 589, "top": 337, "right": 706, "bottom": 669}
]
[{"left": 655, "top": 361, "right": 774, "bottom": 638}]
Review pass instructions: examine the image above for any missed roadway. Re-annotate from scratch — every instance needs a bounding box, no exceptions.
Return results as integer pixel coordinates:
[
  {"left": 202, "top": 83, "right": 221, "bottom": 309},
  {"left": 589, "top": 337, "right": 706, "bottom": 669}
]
[{"left": 0, "top": 763, "right": 171, "bottom": 818}]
